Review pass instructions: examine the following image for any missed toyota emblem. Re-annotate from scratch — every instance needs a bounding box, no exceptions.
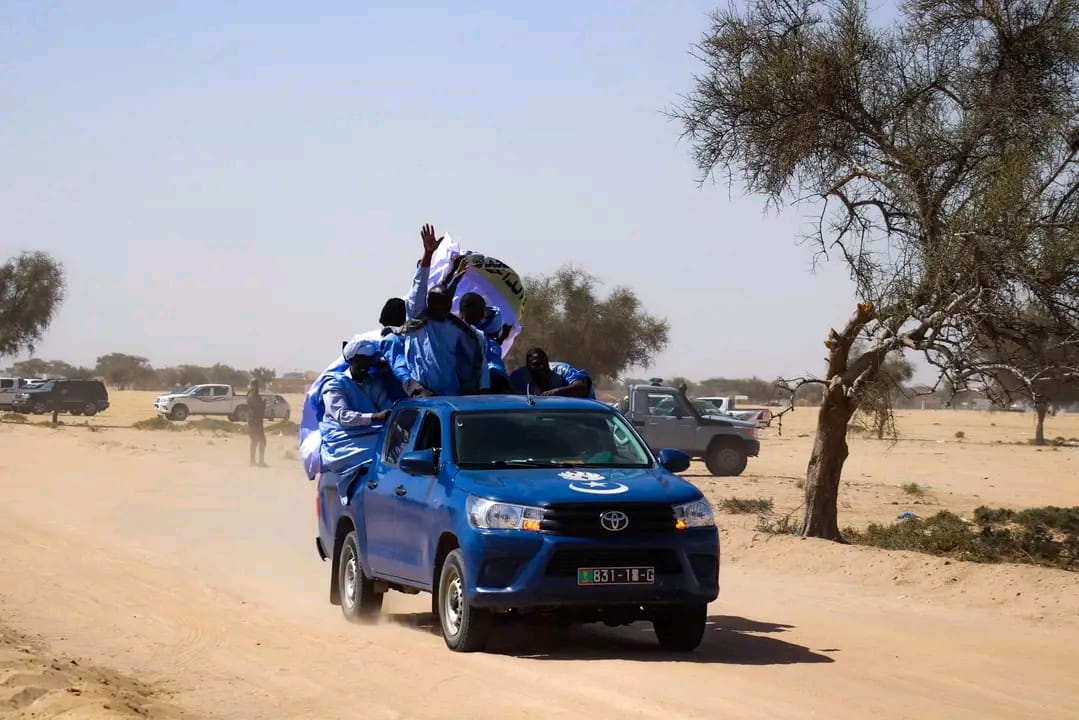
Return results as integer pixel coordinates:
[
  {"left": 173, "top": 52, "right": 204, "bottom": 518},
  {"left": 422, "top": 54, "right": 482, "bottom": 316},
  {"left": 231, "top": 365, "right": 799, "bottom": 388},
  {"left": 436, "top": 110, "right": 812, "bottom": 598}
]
[{"left": 599, "top": 510, "right": 630, "bottom": 532}]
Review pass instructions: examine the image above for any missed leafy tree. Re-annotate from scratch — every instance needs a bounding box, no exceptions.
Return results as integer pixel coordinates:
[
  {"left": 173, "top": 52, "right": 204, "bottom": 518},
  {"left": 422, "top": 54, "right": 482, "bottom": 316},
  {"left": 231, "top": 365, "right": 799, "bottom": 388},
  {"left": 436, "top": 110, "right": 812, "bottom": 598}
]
[
  {"left": 95, "top": 353, "right": 153, "bottom": 390},
  {"left": 251, "top": 367, "right": 277, "bottom": 387},
  {"left": 507, "top": 267, "right": 669, "bottom": 379},
  {"left": 43, "top": 360, "right": 94, "bottom": 379},
  {"left": 11, "top": 358, "right": 49, "bottom": 378},
  {"left": 969, "top": 307, "right": 1079, "bottom": 443},
  {"left": 0, "top": 252, "right": 65, "bottom": 358},
  {"left": 205, "top": 363, "right": 250, "bottom": 388},
  {"left": 849, "top": 344, "right": 916, "bottom": 440},
  {"left": 676, "top": 0, "right": 1079, "bottom": 539}
]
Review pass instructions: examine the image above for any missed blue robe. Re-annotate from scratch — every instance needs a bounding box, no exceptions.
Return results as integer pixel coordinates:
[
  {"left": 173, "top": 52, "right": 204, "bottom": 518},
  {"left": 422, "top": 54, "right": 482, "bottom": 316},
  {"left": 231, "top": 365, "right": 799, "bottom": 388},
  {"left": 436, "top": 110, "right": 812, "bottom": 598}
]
[
  {"left": 509, "top": 361, "right": 595, "bottom": 398},
  {"left": 315, "top": 371, "right": 393, "bottom": 475},
  {"left": 394, "top": 318, "right": 485, "bottom": 395}
]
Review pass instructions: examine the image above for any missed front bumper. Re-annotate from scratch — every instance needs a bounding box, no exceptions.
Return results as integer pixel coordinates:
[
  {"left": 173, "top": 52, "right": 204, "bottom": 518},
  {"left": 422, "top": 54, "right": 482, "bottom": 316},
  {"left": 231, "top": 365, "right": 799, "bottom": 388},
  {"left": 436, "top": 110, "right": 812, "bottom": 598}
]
[
  {"left": 461, "top": 528, "right": 719, "bottom": 611},
  {"left": 746, "top": 439, "right": 761, "bottom": 457}
]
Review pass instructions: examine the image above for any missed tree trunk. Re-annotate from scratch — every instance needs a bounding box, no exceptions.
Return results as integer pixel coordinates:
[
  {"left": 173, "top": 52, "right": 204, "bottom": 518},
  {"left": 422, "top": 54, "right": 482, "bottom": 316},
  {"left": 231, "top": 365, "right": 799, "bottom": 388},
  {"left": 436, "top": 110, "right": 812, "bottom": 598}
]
[
  {"left": 800, "top": 302, "right": 877, "bottom": 542},
  {"left": 802, "top": 380, "right": 856, "bottom": 541},
  {"left": 1034, "top": 401, "right": 1049, "bottom": 445}
]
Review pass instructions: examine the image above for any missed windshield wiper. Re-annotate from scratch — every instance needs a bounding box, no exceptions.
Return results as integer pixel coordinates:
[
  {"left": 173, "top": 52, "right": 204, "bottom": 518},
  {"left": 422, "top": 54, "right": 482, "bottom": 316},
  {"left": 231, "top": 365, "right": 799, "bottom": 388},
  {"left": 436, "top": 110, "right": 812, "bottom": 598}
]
[{"left": 490, "top": 459, "right": 573, "bottom": 468}]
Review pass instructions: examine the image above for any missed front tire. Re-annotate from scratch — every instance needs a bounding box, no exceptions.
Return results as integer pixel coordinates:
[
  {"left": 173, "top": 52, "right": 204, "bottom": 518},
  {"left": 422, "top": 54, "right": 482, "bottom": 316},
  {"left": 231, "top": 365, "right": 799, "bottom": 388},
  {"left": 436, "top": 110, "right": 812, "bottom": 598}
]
[
  {"left": 705, "top": 442, "right": 748, "bottom": 476},
  {"left": 30, "top": 401, "right": 47, "bottom": 415},
  {"left": 438, "top": 550, "right": 491, "bottom": 652},
  {"left": 338, "top": 531, "right": 382, "bottom": 623},
  {"left": 169, "top": 404, "right": 189, "bottom": 421},
  {"left": 234, "top": 406, "right": 250, "bottom": 423},
  {"left": 653, "top": 603, "right": 707, "bottom": 652}
]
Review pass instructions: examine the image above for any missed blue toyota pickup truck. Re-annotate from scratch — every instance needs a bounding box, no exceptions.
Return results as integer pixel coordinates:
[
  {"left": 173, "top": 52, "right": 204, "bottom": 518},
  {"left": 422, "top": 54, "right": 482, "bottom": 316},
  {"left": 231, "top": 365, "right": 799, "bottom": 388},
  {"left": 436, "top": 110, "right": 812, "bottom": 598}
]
[{"left": 314, "top": 395, "right": 720, "bottom": 653}]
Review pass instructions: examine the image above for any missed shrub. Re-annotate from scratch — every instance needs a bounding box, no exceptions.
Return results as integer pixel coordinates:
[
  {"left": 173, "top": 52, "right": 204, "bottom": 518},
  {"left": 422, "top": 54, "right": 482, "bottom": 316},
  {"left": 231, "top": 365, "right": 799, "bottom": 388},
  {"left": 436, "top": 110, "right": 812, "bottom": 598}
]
[
  {"left": 133, "top": 416, "right": 173, "bottom": 431},
  {"left": 722, "top": 497, "right": 774, "bottom": 514},
  {"left": 266, "top": 420, "right": 299, "bottom": 436},
  {"left": 846, "top": 508, "right": 1079, "bottom": 570},
  {"left": 901, "top": 482, "right": 926, "bottom": 496},
  {"left": 756, "top": 513, "right": 800, "bottom": 535}
]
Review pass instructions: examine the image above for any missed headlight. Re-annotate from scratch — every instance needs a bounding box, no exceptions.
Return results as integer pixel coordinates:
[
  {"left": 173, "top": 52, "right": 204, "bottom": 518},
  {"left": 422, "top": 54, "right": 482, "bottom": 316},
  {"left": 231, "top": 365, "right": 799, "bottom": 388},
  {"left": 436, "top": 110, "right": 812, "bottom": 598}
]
[
  {"left": 674, "top": 499, "right": 715, "bottom": 530},
  {"left": 466, "top": 495, "right": 543, "bottom": 531}
]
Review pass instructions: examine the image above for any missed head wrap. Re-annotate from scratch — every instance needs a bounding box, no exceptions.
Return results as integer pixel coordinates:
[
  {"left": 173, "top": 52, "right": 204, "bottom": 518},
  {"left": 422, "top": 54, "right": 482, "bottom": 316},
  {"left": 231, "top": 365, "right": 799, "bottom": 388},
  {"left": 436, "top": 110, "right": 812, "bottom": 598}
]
[{"left": 342, "top": 337, "right": 381, "bottom": 361}]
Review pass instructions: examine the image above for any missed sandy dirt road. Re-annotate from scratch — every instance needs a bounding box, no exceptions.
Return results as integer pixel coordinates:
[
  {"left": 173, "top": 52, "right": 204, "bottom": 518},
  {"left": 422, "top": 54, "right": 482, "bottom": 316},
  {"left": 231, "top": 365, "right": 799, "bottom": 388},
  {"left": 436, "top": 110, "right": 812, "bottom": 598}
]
[{"left": 2, "top": 422, "right": 1078, "bottom": 719}]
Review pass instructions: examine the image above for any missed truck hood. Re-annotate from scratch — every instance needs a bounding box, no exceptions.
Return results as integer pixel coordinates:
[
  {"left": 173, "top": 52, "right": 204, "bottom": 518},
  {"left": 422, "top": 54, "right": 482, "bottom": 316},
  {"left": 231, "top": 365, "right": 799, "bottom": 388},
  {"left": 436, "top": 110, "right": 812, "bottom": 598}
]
[
  {"left": 155, "top": 393, "right": 188, "bottom": 401},
  {"left": 452, "top": 466, "right": 704, "bottom": 507}
]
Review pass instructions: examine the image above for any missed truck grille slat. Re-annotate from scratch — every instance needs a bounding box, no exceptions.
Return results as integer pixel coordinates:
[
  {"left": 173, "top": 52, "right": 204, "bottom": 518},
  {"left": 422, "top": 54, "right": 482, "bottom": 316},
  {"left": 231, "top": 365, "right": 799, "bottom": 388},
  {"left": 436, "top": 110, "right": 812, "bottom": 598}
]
[{"left": 540, "top": 502, "right": 675, "bottom": 537}]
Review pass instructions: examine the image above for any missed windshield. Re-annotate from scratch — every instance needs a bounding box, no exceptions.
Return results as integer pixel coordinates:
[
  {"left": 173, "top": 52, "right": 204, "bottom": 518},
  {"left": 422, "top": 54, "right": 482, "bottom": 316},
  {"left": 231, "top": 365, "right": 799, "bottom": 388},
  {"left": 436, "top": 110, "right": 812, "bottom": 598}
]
[
  {"left": 693, "top": 399, "right": 723, "bottom": 414},
  {"left": 453, "top": 410, "right": 653, "bottom": 469}
]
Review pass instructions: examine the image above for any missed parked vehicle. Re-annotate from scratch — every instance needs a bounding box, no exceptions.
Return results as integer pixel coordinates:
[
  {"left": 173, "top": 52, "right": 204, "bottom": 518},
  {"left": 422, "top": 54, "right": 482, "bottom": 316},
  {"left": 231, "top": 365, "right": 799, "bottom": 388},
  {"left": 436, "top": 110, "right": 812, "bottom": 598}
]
[
  {"left": 620, "top": 384, "right": 760, "bottom": 476},
  {"left": 12, "top": 379, "right": 110, "bottom": 416},
  {"left": 696, "top": 396, "right": 735, "bottom": 414},
  {"left": 315, "top": 395, "right": 719, "bottom": 653},
  {"left": 0, "top": 378, "right": 18, "bottom": 410},
  {"left": 694, "top": 396, "right": 773, "bottom": 427},
  {"left": 153, "top": 384, "right": 242, "bottom": 421},
  {"left": 265, "top": 394, "right": 291, "bottom": 421}
]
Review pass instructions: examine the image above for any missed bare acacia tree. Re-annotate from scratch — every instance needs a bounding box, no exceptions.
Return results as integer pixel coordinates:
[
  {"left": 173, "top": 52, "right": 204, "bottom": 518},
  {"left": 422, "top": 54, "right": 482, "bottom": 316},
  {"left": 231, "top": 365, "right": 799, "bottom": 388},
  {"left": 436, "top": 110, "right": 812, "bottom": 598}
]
[
  {"left": 675, "top": 0, "right": 1079, "bottom": 540},
  {"left": 961, "top": 306, "right": 1079, "bottom": 443}
]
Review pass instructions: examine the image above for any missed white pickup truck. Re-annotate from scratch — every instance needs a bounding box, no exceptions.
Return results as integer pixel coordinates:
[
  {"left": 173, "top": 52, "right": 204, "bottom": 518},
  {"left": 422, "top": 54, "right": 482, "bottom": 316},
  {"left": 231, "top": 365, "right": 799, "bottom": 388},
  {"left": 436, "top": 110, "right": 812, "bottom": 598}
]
[{"left": 154, "top": 384, "right": 291, "bottom": 422}]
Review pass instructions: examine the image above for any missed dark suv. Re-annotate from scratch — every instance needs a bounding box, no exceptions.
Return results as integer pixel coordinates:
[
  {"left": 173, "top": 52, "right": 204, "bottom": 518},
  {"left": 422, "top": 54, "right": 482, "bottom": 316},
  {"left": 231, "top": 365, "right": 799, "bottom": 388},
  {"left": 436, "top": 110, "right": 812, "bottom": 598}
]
[{"left": 13, "top": 379, "right": 110, "bottom": 416}]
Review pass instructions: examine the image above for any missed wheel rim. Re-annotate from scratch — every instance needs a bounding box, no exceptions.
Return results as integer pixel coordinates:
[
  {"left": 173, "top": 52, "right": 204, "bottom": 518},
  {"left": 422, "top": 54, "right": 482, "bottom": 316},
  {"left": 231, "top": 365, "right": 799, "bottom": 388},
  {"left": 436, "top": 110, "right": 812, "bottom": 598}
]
[
  {"left": 343, "top": 546, "right": 358, "bottom": 608},
  {"left": 443, "top": 567, "right": 464, "bottom": 637},
  {"left": 84, "top": 403, "right": 95, "bottom": 414},
  {"left": 719, "top": 449, "right": 739, "bottom": 470}
]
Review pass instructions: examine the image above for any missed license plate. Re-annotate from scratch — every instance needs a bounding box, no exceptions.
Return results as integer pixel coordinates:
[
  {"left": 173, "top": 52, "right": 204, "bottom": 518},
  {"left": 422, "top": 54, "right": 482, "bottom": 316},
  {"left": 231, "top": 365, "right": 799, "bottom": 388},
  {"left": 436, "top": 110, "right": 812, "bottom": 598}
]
[{"left": 577, "top": 566, "right": 655, "bottom": 585}]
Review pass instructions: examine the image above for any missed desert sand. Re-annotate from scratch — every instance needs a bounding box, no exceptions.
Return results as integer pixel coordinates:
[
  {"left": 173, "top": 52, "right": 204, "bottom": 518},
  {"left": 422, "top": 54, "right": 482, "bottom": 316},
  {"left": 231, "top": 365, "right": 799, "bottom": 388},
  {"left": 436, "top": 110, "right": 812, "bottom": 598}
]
[{"left": 2, "top": 392, "right": 1078, "bottom": 719}]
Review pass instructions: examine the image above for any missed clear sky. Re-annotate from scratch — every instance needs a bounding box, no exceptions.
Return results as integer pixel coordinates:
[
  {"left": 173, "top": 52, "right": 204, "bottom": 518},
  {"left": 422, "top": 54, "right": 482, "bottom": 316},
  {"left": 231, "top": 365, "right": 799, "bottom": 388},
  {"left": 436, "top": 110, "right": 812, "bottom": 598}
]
[{"left": 1, "top": 0, "right": 862, "bottom": 381}]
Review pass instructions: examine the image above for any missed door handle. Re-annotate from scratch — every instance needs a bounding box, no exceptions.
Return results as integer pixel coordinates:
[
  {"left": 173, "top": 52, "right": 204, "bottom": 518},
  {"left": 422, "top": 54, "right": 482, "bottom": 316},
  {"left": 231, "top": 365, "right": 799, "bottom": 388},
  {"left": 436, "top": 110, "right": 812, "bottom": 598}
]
[
  {"left": 367, "top": 480, "right": 378, "bottom": 490},
  {"left": 394, "top": 485, "right": 407, "bottom": 497}
]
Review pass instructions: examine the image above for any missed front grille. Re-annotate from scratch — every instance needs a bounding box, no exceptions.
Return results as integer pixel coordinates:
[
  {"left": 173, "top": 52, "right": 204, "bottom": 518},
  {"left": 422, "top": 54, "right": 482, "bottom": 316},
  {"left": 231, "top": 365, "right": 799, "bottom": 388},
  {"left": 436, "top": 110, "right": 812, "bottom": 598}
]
[
  {"left": 545, "top": 548, "right": 681, "bottom": 577},
  {"left": 540, "top": 502, "right": 675, "bottom": 537}
]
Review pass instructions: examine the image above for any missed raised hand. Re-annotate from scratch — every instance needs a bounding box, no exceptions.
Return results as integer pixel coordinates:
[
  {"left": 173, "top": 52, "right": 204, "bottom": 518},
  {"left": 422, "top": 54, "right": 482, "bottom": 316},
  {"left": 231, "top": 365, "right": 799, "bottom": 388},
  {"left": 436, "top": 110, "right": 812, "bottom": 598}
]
[{"left": 421, "top": 224, "right": 444, "bottom": 257}]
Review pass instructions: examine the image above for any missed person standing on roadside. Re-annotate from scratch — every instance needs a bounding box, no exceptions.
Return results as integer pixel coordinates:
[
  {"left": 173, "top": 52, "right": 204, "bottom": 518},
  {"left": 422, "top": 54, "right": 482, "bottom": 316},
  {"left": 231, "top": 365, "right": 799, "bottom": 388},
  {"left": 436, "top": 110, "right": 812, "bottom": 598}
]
[{"left": 247, "top": 379, "right": 267, "bottom": 467}]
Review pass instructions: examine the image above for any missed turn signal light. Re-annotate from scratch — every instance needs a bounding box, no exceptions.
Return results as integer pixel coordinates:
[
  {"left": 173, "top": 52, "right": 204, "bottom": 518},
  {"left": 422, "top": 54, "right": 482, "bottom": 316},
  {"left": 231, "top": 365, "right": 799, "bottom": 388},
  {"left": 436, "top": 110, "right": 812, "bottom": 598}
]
[
  {"left": 675, "top": 518, "right": 688, "bottom": 530},
  {"left": 522, "top": 518, "right": 542, "bottom": 532}
]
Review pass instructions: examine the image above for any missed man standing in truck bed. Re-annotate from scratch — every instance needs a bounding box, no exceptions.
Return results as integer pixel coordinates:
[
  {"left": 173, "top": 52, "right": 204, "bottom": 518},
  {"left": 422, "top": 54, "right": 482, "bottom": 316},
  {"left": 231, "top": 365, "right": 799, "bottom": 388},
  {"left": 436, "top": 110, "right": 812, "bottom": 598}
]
[{"left": 247, "top": 379, "right": 267, "bottom": 467}]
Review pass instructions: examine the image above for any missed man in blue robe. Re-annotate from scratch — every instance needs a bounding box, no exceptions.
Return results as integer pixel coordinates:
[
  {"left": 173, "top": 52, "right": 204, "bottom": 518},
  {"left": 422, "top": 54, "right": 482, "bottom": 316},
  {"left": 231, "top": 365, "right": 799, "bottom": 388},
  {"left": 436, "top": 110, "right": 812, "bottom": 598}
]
[
  {"left": 393, "top": 284, "right": 485, "bottom": 396},
  {"left": 460, "top": 292, "right": 514, "bottom": 394},
  {"left": 315, "top": 337, "right": 399, "bottom": 475},
  {"left": 509, "top": 348, "right": 595, "bottom": 399},
  {"left": 390, "top": 224, "right": 486, "bottom": 396}
]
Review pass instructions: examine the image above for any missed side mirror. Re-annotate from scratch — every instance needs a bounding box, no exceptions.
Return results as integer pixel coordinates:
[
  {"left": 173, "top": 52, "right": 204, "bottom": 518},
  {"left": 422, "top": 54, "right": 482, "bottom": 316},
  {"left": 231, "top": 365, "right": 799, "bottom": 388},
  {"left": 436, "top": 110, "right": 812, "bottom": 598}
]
[
  {"left": 400, "top": 448, "right": 438, "bottom": 476},
  {"left": 658, "top": 449, "right": 691, "bottom": 474}
]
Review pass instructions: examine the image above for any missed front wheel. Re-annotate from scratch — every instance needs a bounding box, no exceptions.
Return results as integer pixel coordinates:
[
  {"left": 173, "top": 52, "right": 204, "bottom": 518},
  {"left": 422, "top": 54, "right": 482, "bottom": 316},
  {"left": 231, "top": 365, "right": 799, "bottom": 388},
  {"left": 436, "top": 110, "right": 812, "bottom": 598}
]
[
  {"left": 169, "top": 404, "right": 189, "bottom": 421},
  {"left": 30, "top": 401, "right": 47, "bottom": 415},
  {"left": 653, "top": 603, "right": 707, "bottom": 652},
  {"left": 705, "top": 442, "right": 747, "bottom": 476},
  {"left": 234, "top": 406, "right": 250, "bottom": 423},
  {"left": 338, "top": 531, "right": 382, "bottom": 622},
  {"left": 438, "top": 550, "right": 491, "bottom": 652}
]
